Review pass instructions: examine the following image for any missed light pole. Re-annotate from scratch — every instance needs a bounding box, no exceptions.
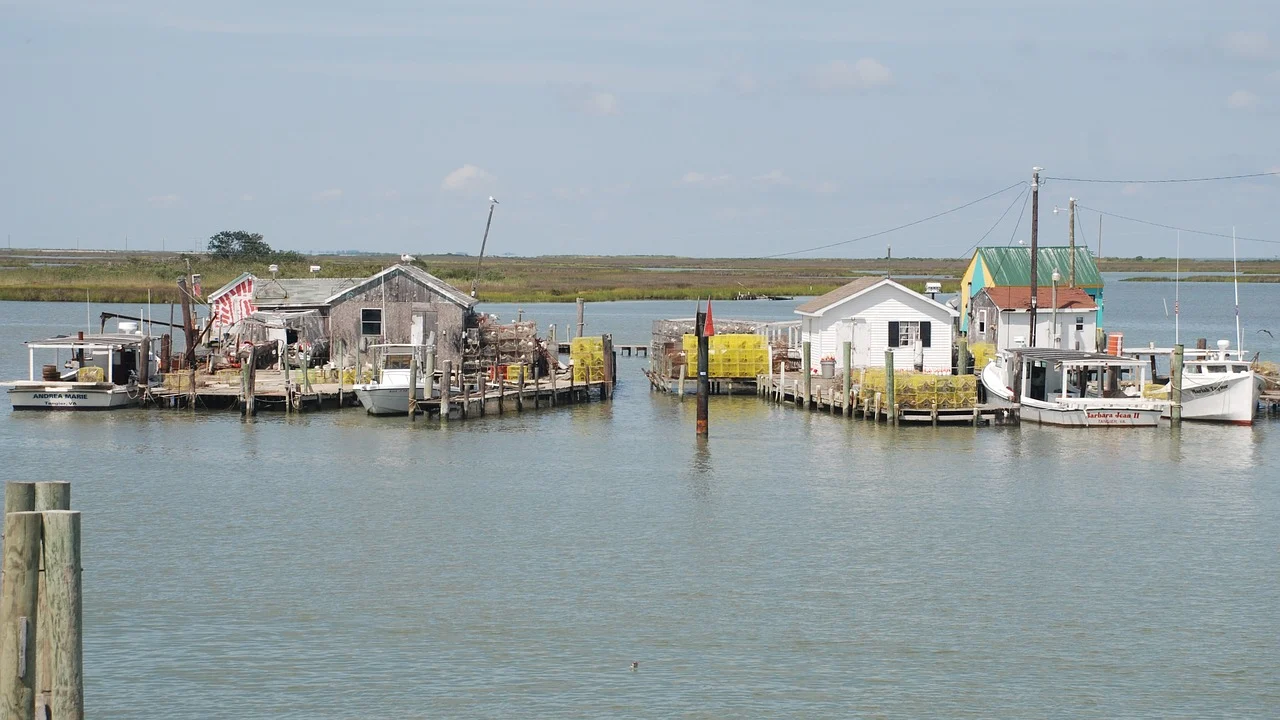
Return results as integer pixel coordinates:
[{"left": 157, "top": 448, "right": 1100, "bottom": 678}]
[
  {"left": 471, "top": 196, "right": 500, "bottom": 299},
  {"left": 1051, "top": 270, "right": 1061, "bottom": 348},
  {"left": 1052, "top": 197, "right": 1077, "bottom": 286}
]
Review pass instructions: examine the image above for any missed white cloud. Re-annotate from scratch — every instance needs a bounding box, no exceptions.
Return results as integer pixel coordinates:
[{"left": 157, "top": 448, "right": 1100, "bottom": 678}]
[
  {"left": 314, "top": 188, "right": 343, "bottom": 202},
  {"left": 812, "top": 58, "right": 893, "bottom": 92},
  {"left": 679, "top": 171, "right": 733, "bottom": 187},
  {"left": 146, "top": 194, "right": 180, "bottom": 208},
  {"left": 441, "top": 164, "right": 494, "bottom": 191},
  {"left": 752, "top": 170, "right": 793, "bottom": 186},
  {"left": 1222, "top": 31, "right": 1270, "bottom": 59},
  {"left": 239, "top": 193, "right": 254, "bottom": 202},
  {"left": 1227, "top": 89, "right": 1260, "bottom": 109}
]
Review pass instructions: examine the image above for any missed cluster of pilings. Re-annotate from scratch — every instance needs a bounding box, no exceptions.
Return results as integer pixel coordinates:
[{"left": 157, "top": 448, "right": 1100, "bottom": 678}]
[{"left": 1, "top": 481, "right": 83, "bottom": 720}]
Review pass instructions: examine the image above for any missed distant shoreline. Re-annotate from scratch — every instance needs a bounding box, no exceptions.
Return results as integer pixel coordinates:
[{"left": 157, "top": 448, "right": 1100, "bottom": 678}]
[{"left": 2, "top": 248, "right": 1277, "bottom": 304}]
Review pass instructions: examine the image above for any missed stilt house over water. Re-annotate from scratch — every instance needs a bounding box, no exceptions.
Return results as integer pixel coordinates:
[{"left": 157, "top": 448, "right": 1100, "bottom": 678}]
[
  {"left": 207, "top": 263, "right": 477, "bottom": 366},
  {"left": 958, "top": 246, "right": 1103, "bottom": 333},
  {"left": 794, "top": 277, "right": 958, "bottom": 374}
]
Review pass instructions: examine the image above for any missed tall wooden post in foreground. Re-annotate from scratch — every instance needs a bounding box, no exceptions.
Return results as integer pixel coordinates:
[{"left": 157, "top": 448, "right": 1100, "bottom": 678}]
[
  {"left": 884, "top": 349, "right": 896, "bottom": 424},
  {"left": 695, "top": 309, "right": 709, "bottom": 438},
  {"left": 408, "top": 354, "right": 419, "bottom": 420},
  {"left": 40, "top": 511, "right": 82, "bottom": 720},
  {"left": 801, "top": 341, "right": 811, "bottom": 408},
  {"left": 34, "top": 482, "right": 69, "bottom": 715},
  {"left": 0, "top": 511, "right": 41, "bottom": 720}
]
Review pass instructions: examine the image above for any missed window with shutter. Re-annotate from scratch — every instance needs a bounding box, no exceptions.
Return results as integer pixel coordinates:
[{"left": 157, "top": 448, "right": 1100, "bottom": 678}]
[
  {"left": 920, "top": 321, "right": 932, "bottom": 348},
  {"left": 888, "top": 321, "right": 900, "bottom": 348}
]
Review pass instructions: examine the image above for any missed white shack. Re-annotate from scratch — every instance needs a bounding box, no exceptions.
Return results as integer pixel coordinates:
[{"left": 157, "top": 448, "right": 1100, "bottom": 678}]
[{"left": 795, "top": 277, "right": 959, "bottom": 373}]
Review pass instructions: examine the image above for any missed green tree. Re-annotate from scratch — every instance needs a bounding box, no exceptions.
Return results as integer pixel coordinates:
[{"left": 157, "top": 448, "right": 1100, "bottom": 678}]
[{"left": 207, "top": 230, "right": 272, "bottom": 258}]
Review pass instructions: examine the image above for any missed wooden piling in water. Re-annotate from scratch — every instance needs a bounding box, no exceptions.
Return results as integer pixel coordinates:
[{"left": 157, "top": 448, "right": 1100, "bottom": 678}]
[
  {"left": 1171, "top": 343, "right": 1184, "bottom": 426},
  {"left": 408, "top": 354, "right": 418, "bottom": 421},
  {"left": 441, "top": 360, "right": 452, "bottom": 423},
  {"left": 517, "top": 365, "right": 525, "bottom": 412},
  {"left": 39, "top": 511, "right": 81, "bottom": 720},
  {"left": 4, "top": 483, "right": 35, "bottom": 515},
  {"left": 0, "top": 511, "right": 41, "bottom": 720},
  {"left": 678, "top": 364, "right": 686, "bottom": 400},
  {"left": 33, "top": 483, "right": 68, "bottom": 716},
  {"left": 801, "top": 341, "right": 811, "bottom": 408},
  {"left": 884, "top": 349, "right": 895, "bottom": 424},
  {"left": 842, "top": 341, "right": 852, "bottom": 418}
]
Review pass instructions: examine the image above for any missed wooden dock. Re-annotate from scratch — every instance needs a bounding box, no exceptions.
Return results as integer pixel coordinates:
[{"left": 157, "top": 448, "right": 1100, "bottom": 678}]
[
  {"left": 757, "top": 374, "right": 998, "bottom": 426},
  {"left": 148, "top": 368, "right": 611, "bottom": 419}
]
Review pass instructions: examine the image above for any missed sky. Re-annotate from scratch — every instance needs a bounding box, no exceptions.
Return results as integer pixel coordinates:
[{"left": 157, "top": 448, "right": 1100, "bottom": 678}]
[{"left": 1, "top": 1, "right": 1279, "bottom": 258}]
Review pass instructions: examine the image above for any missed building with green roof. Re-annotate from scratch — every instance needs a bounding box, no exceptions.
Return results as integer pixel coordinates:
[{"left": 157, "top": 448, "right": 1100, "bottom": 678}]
[{"left": 958, "top": 246, "right": 1103, "bottom": 332}]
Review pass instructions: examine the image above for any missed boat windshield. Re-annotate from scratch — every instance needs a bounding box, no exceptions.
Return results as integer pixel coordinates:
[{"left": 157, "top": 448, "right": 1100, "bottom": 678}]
[{"left": 383, "top": 354, "right": 412, "bottom": 370}]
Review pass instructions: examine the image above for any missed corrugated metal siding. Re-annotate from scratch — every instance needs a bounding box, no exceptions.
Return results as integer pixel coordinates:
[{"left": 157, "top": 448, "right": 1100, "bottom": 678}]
[
  {"left": 978, "top": 246, "right": 1103, "bottom": 287},
  {"left": 801, "top": 283, "right": 954, "bottom": 372}
]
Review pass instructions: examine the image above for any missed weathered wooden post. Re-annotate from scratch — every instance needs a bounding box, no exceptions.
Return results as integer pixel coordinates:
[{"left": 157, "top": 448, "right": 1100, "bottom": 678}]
[
  {"left": 842, "top": 341, "right": 852, "bottom": 418},
  {"left": 957, "top": 336, "right": 969, "bottom": 375},
  {"left": 601, "top": 334, "right": 615, "bottom": 401},
  {"left": 517, "top": 365, "right": 525, "bottom": 412},
  {"left": 281, "top": 340, "right": 290, "bottom": 414},
  {"left": 695, "top": 308, "right": 709, "bottom": 437},
  {"left": 408, "top": 354, "right": 418, "bottom": 420},
  {"left": 576, "top": 297, "right": 585, "bottom": 338},
  {"left": 884, "top": 349, "right": 896, "bottom": 425},
  {"left": 1171, "top": 343, "right": 1184, "bottom": 426},
  {"left": 33, "top": 482, "right": 68, "bottom": 716},
  {"left": 0, "top": 511, "right": 41, "bottom": 720},
  {"left": 4, "top": 483, "right": 35, "bottom": 516},
  {"left": 40, "top": 510, "right": 81, "bottom": 720},
  {"left": 461, "top": 374, "right": 471, "bottom": 420},
  {"left": 801, "top": 341, "right": 811, "bottom": 408},
  {"left": 440, "top": 360, "right": 452, "bottom": 423},
  {"left": 678, "top": 364, "right": 687, "bottom": 400},
  {"left": 550, "top": 363, "right": 558, "bottom": 406}
]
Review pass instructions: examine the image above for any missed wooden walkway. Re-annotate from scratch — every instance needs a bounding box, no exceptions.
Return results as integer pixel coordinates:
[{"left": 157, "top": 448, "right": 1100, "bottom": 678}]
[
  {"left": 149, "top": 369, "right": 611, "bottom": 419},
  {"left": 758, "top": 375, "right": 998, "bottom": 426}
]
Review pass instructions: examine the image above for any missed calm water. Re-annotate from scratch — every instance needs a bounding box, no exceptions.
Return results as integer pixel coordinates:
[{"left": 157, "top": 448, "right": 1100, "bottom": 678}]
[{"left": 1, "top": 280, "right": 1278, "bottom": 718}]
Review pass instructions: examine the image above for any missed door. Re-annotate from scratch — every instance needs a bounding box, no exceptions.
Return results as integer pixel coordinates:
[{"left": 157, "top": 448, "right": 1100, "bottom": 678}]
[
  {"left": 852, "top": 318, "right": 870, "bottom": 366},
  {"left": 411, "top": 309, "right": 438, "bottom": 347}
]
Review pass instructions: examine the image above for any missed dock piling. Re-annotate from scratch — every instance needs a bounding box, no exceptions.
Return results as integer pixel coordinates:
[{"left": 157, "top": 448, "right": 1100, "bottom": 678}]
[
  {"left": 801, "top": 341, "right": 811, "bottom": 408},
  {"left": 842, "top": 341, "right": 852, "bottom": 418},
  {"left": 1171, "top": 343, "right": 1184, "bottom": 425},
  {"left": 39, "top": 510, "right": 82, "bottom": 720},
  {"left": 33, "top": 482, "right": 69, "bottom": 716},
  {"left": 441, "top": 360, "right": 452, "bottom": 423},
  {"left": 0, "top": 511, "right": 41, "bottom": 720},
  {"left": 884, "top": 350, "right": 896, "bottom": 423},
  {"left": 408, "top": 354, "right": 418, "bottom": 420}
]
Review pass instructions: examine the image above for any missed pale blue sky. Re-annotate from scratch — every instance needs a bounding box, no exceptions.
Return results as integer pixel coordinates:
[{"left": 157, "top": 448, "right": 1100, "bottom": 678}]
[{"left": 2, "top": 1, "right": 1278, "bottom": 257}]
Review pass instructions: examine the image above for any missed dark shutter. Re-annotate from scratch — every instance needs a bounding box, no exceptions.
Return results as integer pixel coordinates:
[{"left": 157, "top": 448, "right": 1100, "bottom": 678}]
[
  {"left": 888, "top": 321, "right": 900, "bottom": 348},
  {"left": 920, "top": 321, "right": 932, "bottom": 348}
]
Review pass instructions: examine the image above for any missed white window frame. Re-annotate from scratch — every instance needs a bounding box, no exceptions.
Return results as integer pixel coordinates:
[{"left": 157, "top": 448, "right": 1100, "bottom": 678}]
[
  {"left": 898, "top": 320, "right": 921, "bottom": 347},
  {"left": 360, "top": 308, "right": 383, "bottom": 337},
  {"left": 977, "top": 310, "right": 987, "bottom": 334}
]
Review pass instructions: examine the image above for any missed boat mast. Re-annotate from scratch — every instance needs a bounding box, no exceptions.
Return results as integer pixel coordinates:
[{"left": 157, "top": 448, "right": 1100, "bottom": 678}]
[{"left": 1233, "top": 226, "right": 1242, "bottom": 352}]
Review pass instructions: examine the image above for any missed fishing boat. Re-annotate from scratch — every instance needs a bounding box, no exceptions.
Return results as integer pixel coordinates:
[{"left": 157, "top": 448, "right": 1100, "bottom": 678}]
[
  {"left": 6, "top": 330, "right": 159, "bottom": 410},
  {"left": 981, "top": 349, "right": 1167, "bottom": 427},
  {"left": 352, "top": 344, "right": 435, "bottom": 415},
  {"left": 1127, "top": 341, "right": 1263, "bottom": 425}
]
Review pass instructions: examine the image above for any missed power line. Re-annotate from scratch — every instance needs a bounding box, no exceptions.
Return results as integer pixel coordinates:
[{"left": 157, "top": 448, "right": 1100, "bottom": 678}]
[
  {"left": 759, "top": 181, "right": 1026, "bottom": 259},
  {"left": 1005, "top": 186, "right": 1031, "bottom": 246},
  {"left": 1076, "top": 204, "right": 1280, "bottom": 245},
  {"left": 1044, "top": 170, "right": 1280, "bottom": 184},
  {"left": 957, "top": 184, "right": 1028, "bottom": 258}
]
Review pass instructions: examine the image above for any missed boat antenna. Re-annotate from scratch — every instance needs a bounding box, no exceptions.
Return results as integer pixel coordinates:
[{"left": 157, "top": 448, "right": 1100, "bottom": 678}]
[
  {"left": 1233, "top": 225, "right": 1242, "bottom": 352},
  {"left": 471, "top": 196, "right": 499, "bottom": 299},
  {"left": 1174, "top": 230, "right": 1180, "bottom": 345}
]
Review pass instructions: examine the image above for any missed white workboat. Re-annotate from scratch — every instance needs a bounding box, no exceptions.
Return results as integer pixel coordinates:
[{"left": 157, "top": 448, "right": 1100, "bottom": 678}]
[
  {"left": 982, "top": 349, "right": 1167, "bottom": 427},
  {"left": 353, "top": 344, "right": 436, "bottom": 415},
  {"left": 1127, "top": 341, "right": 1263, "bottom": 425},
  {"left": 6, "top": 332, "right": 159, "bottom": 410}
]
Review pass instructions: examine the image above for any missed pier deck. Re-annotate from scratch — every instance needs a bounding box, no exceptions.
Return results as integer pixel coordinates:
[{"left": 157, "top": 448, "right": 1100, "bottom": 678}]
[
  {"left": 149, "top": 369, "right": 610, "bottom": 418},
  {"left": 756, "top": 374, "right": 998, "bottom": 425}
]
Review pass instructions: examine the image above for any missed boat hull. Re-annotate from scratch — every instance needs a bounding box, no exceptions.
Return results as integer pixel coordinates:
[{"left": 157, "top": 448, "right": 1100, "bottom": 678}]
[
  {"left": 1164, "top": 372, "right": 1261, "bottom": 425},
  {"left": 353, "top": 385, "right": 431, "bottom": 415},
  {"left": 1019, "top": 401, "right": 1164, "bottom": 427},
  {"left": 8, "top": 382, "right": 141, "bottom": 410}
]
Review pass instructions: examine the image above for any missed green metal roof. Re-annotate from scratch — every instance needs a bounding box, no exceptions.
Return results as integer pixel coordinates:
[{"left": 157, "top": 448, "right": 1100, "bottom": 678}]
[{"left": 978, "top": 246, "right": 1102, "bottom": 287}]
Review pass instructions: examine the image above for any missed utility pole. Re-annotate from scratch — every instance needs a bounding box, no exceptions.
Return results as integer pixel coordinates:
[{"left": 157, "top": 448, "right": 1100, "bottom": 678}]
[
  {"left": 470, "top": 196, "right": 499, "bottom": 299},
  {"left": 1097, "top": 215, "right": 1103, "bottom": 260},
  {"left": 1068, "top": 197, "right": 1076, "bottom": 287},
  {"left": 1029, "top": 167, "right": 1041, "bottom": 347}
]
